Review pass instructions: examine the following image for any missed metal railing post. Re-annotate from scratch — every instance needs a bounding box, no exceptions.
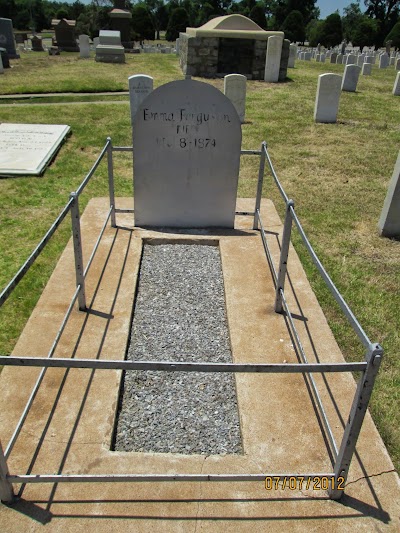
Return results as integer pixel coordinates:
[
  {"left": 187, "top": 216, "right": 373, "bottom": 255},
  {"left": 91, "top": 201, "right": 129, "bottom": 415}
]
[
  {"left": 274, "top": 199, "right": 294, "bottom": 313},
  {"left": 107, "top": 137, "right": 116, "bottom": 228},
  {"left": 0, "top": 439, "right": 14, "bottom": 503},
  {"left": 253, "top": 141, "right": 267, "bottom": 230},
  {"left": 329, "top": 343, "right": 383, "bottom": 500},
  {"left": 70, "top": 192, "right": 86, "bottom": 311}
]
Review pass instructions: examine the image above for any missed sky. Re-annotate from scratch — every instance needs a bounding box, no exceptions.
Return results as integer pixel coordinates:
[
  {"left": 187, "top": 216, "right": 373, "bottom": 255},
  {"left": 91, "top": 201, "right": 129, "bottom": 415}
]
[{"left": 317, "top": 0, "right": 365, "bottom": 19}]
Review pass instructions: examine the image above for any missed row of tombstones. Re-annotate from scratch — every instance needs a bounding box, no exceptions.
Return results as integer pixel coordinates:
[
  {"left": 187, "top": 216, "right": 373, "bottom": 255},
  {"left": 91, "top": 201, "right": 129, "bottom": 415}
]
[{"left": 299, "top": 49, "right": 400, "bottom": 70}]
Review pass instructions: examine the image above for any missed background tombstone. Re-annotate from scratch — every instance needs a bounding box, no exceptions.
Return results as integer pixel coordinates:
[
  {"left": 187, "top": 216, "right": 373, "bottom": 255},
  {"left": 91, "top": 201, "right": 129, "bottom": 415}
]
[
  {"left": 0, "top": 18, "right": 19, "bottom": 59},
  {"left": 93, "top": 36, "right": 99, "bottom": 49},
  {"left": 95, "top": 30, "right": 125, "bottom": 63},
  {"left": 379, "top": 52, "right": 389, "bottom": 68},
  {"left": 336, "top": 53, "right": 343, "bottom": 63},
  {"left": 264, "top": 35, "right": 283, "bottom": 83},
  {"left": 314, "top": 73, "right": 342, "bottom": 123},
  {"left": 129, "top": 74, "right": 153, "bottom": 129},
  {"left": 52, "top": 18, "right": 79, "bottom": 51},
  {"left": 362, "top": 62, "right": 372, "bottom": 75},
  {"left": 133, "top": 79, "right": 242, "bottom": 228},
  {"left": 31, "top": 35, "right": 44, "bottom": 51},
  {"left": 0, "top": 54, "right": 3, "bottom": 74},
  {"left": 223, "top": 74, "right": 246, "bottom": 124},
  {"left": 288, "top": 43, "right": 297, "bottom": 68},
  {"left": 79, "top": 34, "right": 90, "bottom": 58},
  {"left": 342, "top": 64, "right": 361, "bottom": 92},
  {"left": 393, "top": 72, "right": 400, "bottom": 95},
  {"left": 378, "top": 150, "right": 400, "bottom": 237}
]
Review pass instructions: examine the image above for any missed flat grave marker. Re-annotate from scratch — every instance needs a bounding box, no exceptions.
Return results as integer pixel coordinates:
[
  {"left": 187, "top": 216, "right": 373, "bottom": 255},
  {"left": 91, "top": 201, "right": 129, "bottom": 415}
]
[{"left": 0, "top": 123, "right": 70, "bottom": 176}]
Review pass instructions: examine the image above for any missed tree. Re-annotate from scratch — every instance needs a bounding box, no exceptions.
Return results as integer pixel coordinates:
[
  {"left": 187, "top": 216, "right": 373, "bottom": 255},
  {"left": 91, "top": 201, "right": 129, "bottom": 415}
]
[
  {"left": 306, "top": 18, "right": 323, "bottom": 46},
  {"left": 274, "top": 0, "right": 318, "bottom": 28},
  {"left": 249, "top": 3, "right": 267, "bottom": 28},
  {"left": 342, "top": 2, "right": 363, "bottom": 41},
  {"left": 131, "top": 4, "right": 154, "bottom": 41},
  {"left": 364, "top": 0, "right": 400, "bottom": 45},
  {"left": 280, "top": 10, "right": 305, "bottom": 42},
  {"left": 318, "top": 12, "right": 342, "bottom": 47},
  {"left": 385, "top": 19, "right": 400, "bottom": 47},
  {"left": 165, "top": 6, "right": 189, "bottom": 40},
  {"left": 0, "top": 0, "right": 17, "bottom": 20},
  {"left": 142, "top": 0, "right": 168, "bottom": 40}
]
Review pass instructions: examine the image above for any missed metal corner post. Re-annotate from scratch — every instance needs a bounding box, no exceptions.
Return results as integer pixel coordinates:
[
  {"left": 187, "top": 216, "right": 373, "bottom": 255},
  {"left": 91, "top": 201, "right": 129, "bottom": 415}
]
[
  {"left": 253, "top": 141, "right": 267, "bottom": 230},
  {"left": 70, "top": 192, "right": 86, "bottom": 311},
  {"left": 0, "top": 439, "right": 14, "bottom": 504},
  {"left": 274, "top": 199, "right": 295, "bottom": 313},
  {"left": 329, "top": 343, "right": 383, "bottom": 500},
  {"left": 107, "top": 137, "right": 116, "bottom": 228}
]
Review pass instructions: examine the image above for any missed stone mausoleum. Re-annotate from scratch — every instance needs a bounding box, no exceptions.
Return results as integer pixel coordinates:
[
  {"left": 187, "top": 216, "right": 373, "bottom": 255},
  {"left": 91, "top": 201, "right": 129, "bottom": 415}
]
[{"left": 179, "top": 14, "right": 288, "bottom": 80}]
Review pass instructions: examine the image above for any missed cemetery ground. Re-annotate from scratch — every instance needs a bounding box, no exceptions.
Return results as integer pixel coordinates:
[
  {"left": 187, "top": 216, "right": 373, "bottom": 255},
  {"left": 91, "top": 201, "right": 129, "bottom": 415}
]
[{"left": 0, "top": 52, "right": 399, "bottom": 481}]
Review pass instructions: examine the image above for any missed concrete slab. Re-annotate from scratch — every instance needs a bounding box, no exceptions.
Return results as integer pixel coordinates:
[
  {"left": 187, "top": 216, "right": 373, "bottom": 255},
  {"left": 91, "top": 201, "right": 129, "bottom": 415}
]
[{"left": 0, "top": 198, "right": 399, "bottom": 531}]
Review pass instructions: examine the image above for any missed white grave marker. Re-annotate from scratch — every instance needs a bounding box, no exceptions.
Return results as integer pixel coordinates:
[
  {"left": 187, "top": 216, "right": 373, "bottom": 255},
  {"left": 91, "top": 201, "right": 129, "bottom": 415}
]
[
  {"left": 264, "top": 35, "right": 283, "bottom": 83},
  {"left": 0, "top": 123, "right": 70, "bottom": 176},
  {"left": 314, "top": 73, "right": 342, "bottom": 123},
  {"left": 79, "top": 34, "right": 90, "bottom": 59},
  {"left": 378, "top": 150, "right": 400, "bottom": 237},
  {"left": 128, "top": 74, "right": 153, "bottom": 128},
  {"left": 223, "top": 74, "right": 246, "bottom": 124},
  {"left": 133, "top": 80, "right": 242, "bottom": 228},
  {"left": 342, "top": 64, "right": 361, "bottom": 92}
]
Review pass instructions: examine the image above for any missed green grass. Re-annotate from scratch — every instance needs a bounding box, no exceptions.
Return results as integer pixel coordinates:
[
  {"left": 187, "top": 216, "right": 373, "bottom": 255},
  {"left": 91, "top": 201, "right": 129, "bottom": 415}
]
[{"left": 0, "top": 54, "right": 399, "bottom": 473}]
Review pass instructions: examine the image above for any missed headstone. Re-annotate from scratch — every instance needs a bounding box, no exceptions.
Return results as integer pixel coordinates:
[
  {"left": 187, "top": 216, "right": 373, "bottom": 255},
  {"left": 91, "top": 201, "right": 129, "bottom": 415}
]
[
  {"left": 49, "top": 46, "right": 60, "bottom": 56},
  {"left": 336, "top": 53, "right": 343, "bottom": 64},
  {"left": 0, "top": 123, "right": 71, "bottom": 176},
  {"left": 224, "top": 74, "right": 246, "bottom": 124},
  {"left": 264, "top": 35, "right": 283, "bottom": 83},
  {"left": 53, "top": 19, "right": 79, "bottom": 52},
  {"left": 31, "top": 35, "right": 44, "bottom": 52},
  {"left": 96, "top": 30, "right": 125, "bottom": 63},
  {"left": 390, "top": 56, "right": 395, "bottom": 66},
  {"left": 79, "top": 34, "right": 90, "bottom": 59},
  {"left": 0, "top": 54, "right": 3, "bottom": 74},
  {"left": 316, "top": 54, "right": 321, "bottom": 62},
  {"left": 304, "top": 51, "right": 312, "bottom": 61},
  {"left": 362, "top": 62, "right": 372, "bottom": 75},
  {"left": 129, "top": 74, "right": 153, "bottom": 128},
  {"left": 314, "top": 73, "right": 342, "bottom": 123},
  {"left": 357, "top": 54, "right": 365, "bottom": 67},
  {"left": 365, "top": 55, "right": 373, "bottom": 64},
  {"left": 347, "top": 54, "right": 356, "bottom": 65},
  {"left": 342, "top": 64, "right": 361, "bottom": 92},
  {"left": 378, "top": 150, "right": 400, "bottom": 237},
  {"left": 288, "top": 43, "right": 297, "bottom": 68},
  {"left": 133, "top": 80, "right": 242, "bottom": 228},
  {"left": 93, "top": 37, "right": 99, "bottom": 49},
  {"left": 320, "top": 53, "right": 326, "bottom": 63},
  {"left": 393, "top": 72, "right": 400, "bottom": 95},
  {"left": 396, "top": 58, "right": 400, "bottom": 71},
  {"left": 379, "top": 53, "right": 389, "bottom": 68},
  {"left": 0, "top": 18, "right": 19, "bottom": 59},
  {"left": 0, "top": 47, "right": 9, "bottom": 68},
  {"left": 109, "top": 0, "right": 133, "bottom": 49}
]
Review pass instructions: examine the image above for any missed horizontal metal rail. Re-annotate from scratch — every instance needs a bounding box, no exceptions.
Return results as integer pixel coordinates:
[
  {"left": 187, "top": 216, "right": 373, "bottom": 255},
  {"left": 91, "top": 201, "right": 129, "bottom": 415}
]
[
  {"left": 263, "top": 144, "right": 289, "bottom": 204},
  {"left": 0, "top": 356, "right": 367, "bottom": 373},
  {"left": 0, "top": 199, "right": 74, "bottom": 309},
  {"left": 7, "top": 472, "right": 334, "bottom": 484},
  {"left": 83, "top": 207, "right": 113, "bottom": 278},
  {"left": 289, "top": 206, "right": 371, "bottom": 349},
  {"left": 75, "top": 139, "right": 110, "bottom": 197},
  {"left": 4, "top": 285, "right": 81, "bottom": 459},
  {"left": 280, "top": 289, "right": 339, "bottom": 459},
  {"left": 114, "top": 208, "right": 134, "bottom": 214},
  {"left": 112, "top": 146, "right": 133, "bottom": 152},
  {"left": 240, "top": 149, "right": 262, "bottom": 155}
]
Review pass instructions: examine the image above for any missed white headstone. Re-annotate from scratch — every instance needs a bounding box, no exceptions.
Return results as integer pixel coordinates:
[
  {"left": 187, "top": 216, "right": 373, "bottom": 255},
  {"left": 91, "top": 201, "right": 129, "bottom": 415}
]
[
  {"left": 264, "top": 35, "right": 283, "bottom": 83},
  {"left": 342, "top": 64, "right": 361, "bottom": 92},
  {"left": 395, "top": 58, "right": 400, "bottom": 71},
  {"left": 93, "top": 37, "right": 99, "bottom": 49},
  {"left": 320, "top": 53, "right": 326, "bottom": 62},
  {"left": 129, "top": 74, "right": 154, "bottom": 128},
  {"left": 393, "top": 71, "right": 400, "bottom": 95},
  {"left": 378, "top": 150, "right": 400, "bottom": 237},
  {"left": 79, "top": 34, "right": 90, "bottom": 59},
  {"left": 379, "top": 53, "right": 389, "bottom": 68},
  {"left": 223, "top": 74, "right": 246, "bottom": 124},
  {"left": 288, "top": 43, "right": 297, "bottom": 68},
  {"left": 304, "top": 51, "right": 312, "bottom": 61},
  {"left": 314, "top": 73, "right": 342, "bottom": 123},
  {"left": 0, "top": 123, "right": 70, "bottom": 176},
  {"left": 133, "top": 80, "right": 242, "bottom": 228},
  {"left": 362, "top": 62, "right": 372, "bottom": 75}
]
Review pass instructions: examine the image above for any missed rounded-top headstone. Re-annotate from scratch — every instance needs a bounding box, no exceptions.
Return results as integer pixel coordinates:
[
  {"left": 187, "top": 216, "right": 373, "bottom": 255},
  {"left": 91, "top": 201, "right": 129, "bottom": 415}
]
[{"left": 133, "top": 79, "right": 242, "bottom": 228}]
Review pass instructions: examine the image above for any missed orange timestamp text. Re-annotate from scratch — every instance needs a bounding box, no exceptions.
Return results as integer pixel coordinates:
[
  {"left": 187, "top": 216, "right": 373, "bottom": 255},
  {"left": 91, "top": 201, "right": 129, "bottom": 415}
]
[{"left": 265, "top": 476, "right": 345, "bottom": 491}]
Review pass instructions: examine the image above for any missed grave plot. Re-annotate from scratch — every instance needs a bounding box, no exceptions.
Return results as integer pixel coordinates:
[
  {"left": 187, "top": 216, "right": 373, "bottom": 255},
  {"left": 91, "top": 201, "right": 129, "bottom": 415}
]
[{"left": 0, "top": 79, "right": 399, "bottom": 531}]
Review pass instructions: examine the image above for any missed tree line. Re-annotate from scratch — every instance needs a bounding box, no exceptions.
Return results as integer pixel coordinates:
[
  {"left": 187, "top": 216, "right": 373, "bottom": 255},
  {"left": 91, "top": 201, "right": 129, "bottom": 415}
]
[{"left": 1, "top": 0, "right": 400, "bottom": 49}]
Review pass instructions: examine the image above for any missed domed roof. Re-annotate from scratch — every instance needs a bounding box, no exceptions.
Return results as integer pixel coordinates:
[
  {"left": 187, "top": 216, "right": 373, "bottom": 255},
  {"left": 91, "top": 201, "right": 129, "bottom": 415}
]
[{"left": 199, "top": 14, "right": 264, "bottom": 32}]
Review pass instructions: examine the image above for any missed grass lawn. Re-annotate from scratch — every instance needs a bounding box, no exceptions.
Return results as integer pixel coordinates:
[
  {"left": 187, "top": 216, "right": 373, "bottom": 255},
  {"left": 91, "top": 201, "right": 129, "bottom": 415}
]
[{"left": 0, "top": 53, "right": 399, "bottom": 473}]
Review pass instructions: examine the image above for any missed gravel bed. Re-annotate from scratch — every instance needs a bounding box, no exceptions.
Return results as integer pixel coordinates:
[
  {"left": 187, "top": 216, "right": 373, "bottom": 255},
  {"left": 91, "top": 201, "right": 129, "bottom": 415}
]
[{"left": 113, "top": 244, "right": 242, "bottom": 455}]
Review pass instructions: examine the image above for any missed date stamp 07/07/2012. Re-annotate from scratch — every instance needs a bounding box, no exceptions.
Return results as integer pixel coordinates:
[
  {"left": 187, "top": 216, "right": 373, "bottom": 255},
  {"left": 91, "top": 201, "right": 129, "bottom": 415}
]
[{"left": 265, "top": 476, "right": 345, "bottom": 492}]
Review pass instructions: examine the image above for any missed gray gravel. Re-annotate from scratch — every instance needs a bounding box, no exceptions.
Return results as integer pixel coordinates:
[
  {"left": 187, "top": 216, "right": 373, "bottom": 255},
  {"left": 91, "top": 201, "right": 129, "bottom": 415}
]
[{"left": 113, "top": 244, "right": 242, "bottom": 455}]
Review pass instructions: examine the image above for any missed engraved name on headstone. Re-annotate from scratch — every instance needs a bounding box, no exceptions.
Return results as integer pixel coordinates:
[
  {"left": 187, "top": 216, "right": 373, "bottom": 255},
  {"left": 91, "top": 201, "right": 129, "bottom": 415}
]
[
  {"left": 133, "top": 80, "right": 242, "bottom": 228},
  {"left": 0, "top": 123, "right": 71, "bottom": 176}
]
